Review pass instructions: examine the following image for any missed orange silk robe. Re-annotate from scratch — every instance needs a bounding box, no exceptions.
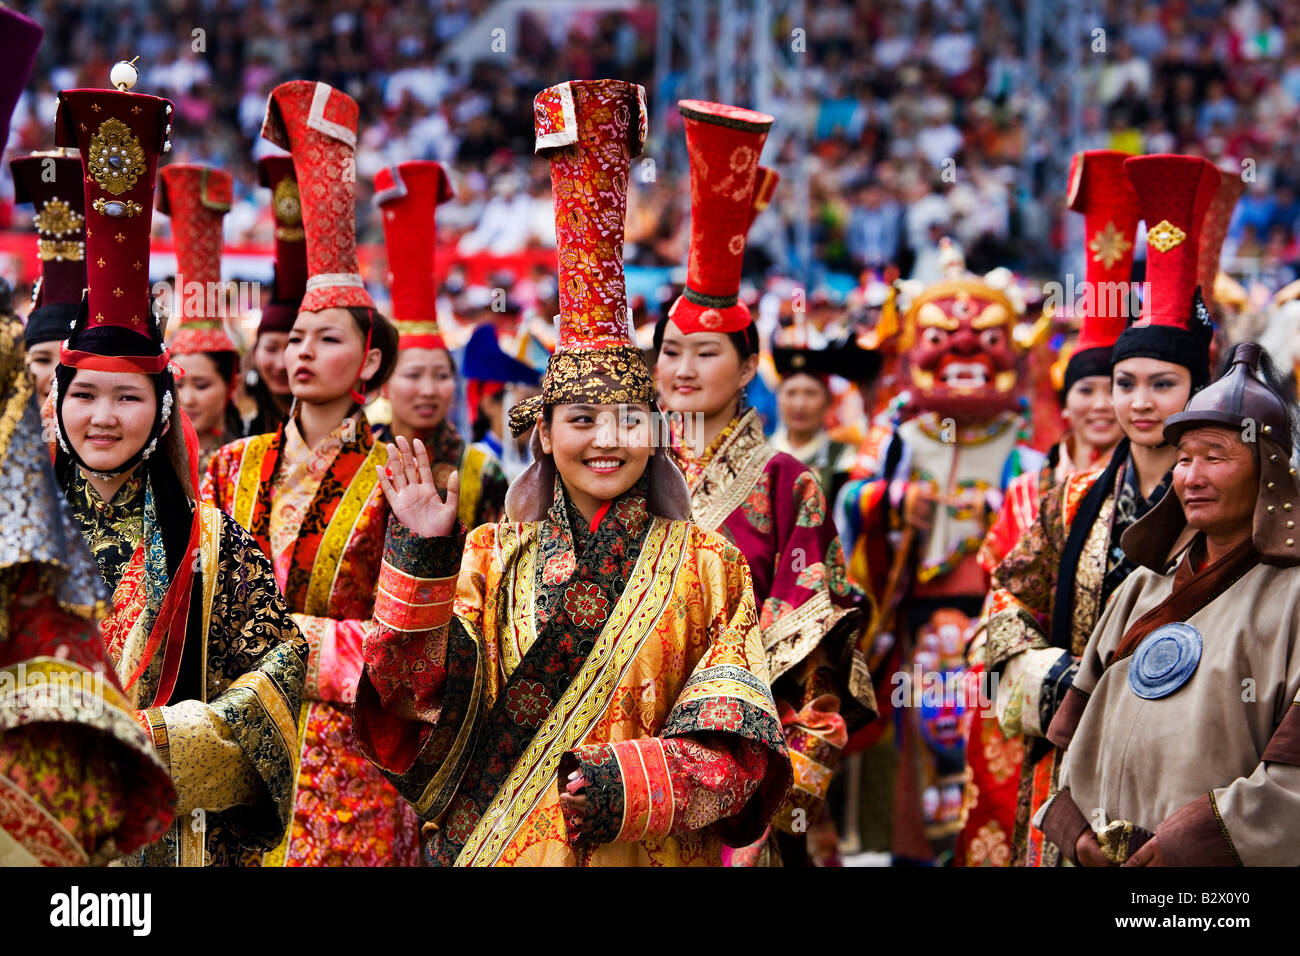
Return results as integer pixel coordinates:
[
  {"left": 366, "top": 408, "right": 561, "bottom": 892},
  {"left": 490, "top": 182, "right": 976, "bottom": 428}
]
[{"left": 354, "top": 512, "right": 793, "bottom": 866}]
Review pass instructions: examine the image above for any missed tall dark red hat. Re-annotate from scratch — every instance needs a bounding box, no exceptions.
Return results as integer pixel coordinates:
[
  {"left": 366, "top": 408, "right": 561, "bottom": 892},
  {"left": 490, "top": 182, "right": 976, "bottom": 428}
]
[
  {"left": 1112, "top": 154, "right": 1220, "bottom": 388},
  {"left": 10, "top": 150, "right": 88, "bottom": 347},
  {"left": 158, "top": 164, "right": 236, "bottom": 357},
  {"left": 54, "top": 62, "right": 174, "bottom": 375},
  {"left": 1060, "top": 149, "right": 1140, "bottom": 394},
  {"left": 256, "top": 154, "right": 307, "bottom": 335},
  {"left": 667, "top": 100, "right": 774, "bottom": 335},
  {"left": 261, "top": 81, "right": 374, "bottom": 312},
  {"left": 374, "top": 160, "right": 454, "bottom": 350}
]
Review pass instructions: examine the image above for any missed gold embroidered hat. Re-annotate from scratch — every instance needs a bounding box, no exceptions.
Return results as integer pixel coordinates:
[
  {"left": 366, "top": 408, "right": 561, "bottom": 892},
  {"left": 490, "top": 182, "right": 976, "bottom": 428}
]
[
  {"left": 10, "top": 149, "right": 87, "bottom": 347},
  {"left": 54, "top": 61, "right": 174, "bottom": 374},
  {"left": 507, "top": 79, "right": 655, "bottom": 437},
  {"left": 505, "top": 79, "right": 689, "bottom": 522}
]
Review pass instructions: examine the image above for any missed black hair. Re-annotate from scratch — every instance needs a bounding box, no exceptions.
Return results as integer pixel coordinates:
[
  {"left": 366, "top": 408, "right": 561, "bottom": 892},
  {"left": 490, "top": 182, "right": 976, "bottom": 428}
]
[
  {"left": 651, "top": 313, "right": 758, "bottom": 360},
  {"left": 345, "top": 306, "right": 400, "bottom": 392},
  {"left": 203, "top": 350, "right": 246, "bottom": 440}
]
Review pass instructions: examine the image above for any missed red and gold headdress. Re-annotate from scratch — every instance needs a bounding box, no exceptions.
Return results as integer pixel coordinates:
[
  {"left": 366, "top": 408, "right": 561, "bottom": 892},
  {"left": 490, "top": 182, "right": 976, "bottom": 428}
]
[
  {"left": 374, "top": 160, "right": 454, "bottom": 350},
  {"left": 507, "top": 78, "right": 653, "bottom": 435},
  {"left": 1112, "top": 154, "right": 1219, "bottom": 387},
  {"left": 1054, "top": 149, "right": 1140, "bottom": 393},
  {"left": 54, "top": 64, "right": 173, "bottom": 375},
  {"left": 505, "top": 79, "right": 689, "bottom": 522},
  {"left": 158, "top": 164, "right": 236, "bottom": 357},
  {"left": 10, "top": 149, "right": 87, "bottom": 347},
  {"left": 667, "top": 100, "right": 774, "bottom": 335},
  {"left": 261, "top": 81, "right": 374, "bottom": 312}
]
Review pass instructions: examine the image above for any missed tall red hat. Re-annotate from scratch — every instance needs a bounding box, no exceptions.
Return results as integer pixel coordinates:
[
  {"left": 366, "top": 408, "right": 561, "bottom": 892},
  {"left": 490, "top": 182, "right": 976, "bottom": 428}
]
[
  {"left": 667, "top": 100, "right": 774, "bottom": 335},
  {"left": 505, "top": 79, "right": 690, "bottom": 523},
  {"left": 1197, "top": 167, "right": 1245, "bottom": 316},
  {"left": 158, "top": 164, "right": 236, "bottom": 356},
  {"left": 374, "top": 160, "right": 454, "bottom": 350},
  {"left": 256, "top": 154, "right": 307, "bottom": 335},
  {"left": 1059, "top": 149, "right": 1140, "bottom": 392},
  {"left": 54, "top": 65, "right": 174, "bottom": 374},
  {"left": 260, "top": 81, "right": 374, "bottom": 312},
  {"left": 10, "top": 150, "right": 88, "bottom": 346},
  {"left": 1112, "top": 154, "right": 1220, "bottom": 387}
]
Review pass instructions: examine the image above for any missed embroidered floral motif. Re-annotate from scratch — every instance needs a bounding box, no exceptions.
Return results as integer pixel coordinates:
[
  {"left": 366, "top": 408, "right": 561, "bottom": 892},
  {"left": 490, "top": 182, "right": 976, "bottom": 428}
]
[
  {"left": 563, "top": 580, "right": 609, "bottom": 629},
  {"left": 542, "top": 552, "right": 577, "bottom": 586},
  {"left": 794, "top": 471, "right": 828, "bottom": 528},
  {"left": 697, "top": 698, "right": 745, "bottom": 732},
  {"left": 505, "top": 679, "right": 553, "bottom": 729},
  {"left": 741, "top": 472, "right": 773, "bottom": 533},
  {"left": 795, "top": 562, "right": 826, "bottom": 591}
]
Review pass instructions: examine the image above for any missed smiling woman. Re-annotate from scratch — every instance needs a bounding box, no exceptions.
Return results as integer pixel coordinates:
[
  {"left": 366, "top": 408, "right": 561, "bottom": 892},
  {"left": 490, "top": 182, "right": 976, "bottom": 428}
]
[
  {"left": 354, "top": 79, "right": 791, "bottom": 868},
  {"left": 47, "top": 71, "right": 307, "bottom": 868}
]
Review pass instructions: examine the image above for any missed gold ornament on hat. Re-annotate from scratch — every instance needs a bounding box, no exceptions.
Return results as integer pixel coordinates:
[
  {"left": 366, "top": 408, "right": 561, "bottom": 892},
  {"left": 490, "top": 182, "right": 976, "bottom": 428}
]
[
  {"left": 1088, "top": 220, "right": 1133, "bottom": 269},
  {"left": 34, "top": 198, "right": 86, "bottom": 261},
  {"left": 1146, "top": 218, "right": 1186, "bottom": 253},
  {"left": 273, "top": 176, "right": 304, "bottom": 241},
  {"left": 87, "top": 118, "right": 147, "bottom": 196}
]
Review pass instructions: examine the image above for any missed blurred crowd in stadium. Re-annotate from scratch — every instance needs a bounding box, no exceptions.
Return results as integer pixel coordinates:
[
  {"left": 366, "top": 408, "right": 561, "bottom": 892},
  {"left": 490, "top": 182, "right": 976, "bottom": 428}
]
[{"left": 7, "top": 0, "right": 1300, "bottom": 306}]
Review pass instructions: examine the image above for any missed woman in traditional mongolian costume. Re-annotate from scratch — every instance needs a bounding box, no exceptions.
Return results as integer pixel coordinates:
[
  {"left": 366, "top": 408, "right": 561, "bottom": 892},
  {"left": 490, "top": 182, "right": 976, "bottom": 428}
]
[
  {"left": 47, "top": 64, "right": 306, "bottom": 867},
  {"left": 202, "top": 80, "right": 422, "bottom": 866},
  {"left": 653, "top": 100, "right": 875, "bottom": 866},
  {"left": 159, "top": 164, "right": 244, "bottom": 474},
  {"left": 984, "top": 153, "right": 1234, "bottom": 866},
  {"left": 354, "top": 78, "right": 791, "bottom": 867},
  {"left": 371, "top": 161, "right": 507, "bottom": 530}
]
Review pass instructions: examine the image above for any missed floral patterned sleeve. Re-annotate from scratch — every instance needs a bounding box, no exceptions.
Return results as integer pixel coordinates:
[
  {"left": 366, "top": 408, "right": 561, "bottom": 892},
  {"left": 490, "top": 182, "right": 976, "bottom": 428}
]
[{"left": 561, "top": 535, "right": 791, "bottom": 848}]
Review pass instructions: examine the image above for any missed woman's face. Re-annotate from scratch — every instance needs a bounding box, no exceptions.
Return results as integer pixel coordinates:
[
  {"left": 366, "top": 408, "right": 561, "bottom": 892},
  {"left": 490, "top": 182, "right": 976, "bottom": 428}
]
[
  {"left": 285, "top": 308, "right": 380, "bottom": 406},
  {"left": 25, "top": 341, "right": 60, "bottom": 408},
  {"left": 61, "top": 368, "right": 159, "bottom": 474},
  {"left": 654, "top": 321, "right": 758, "bottom": 418},
  {"left": 1063, "top": 374, "right": 1121, "bottom": 451},
  {"left": 1111, "top": 357, "right": 1193, "bottom": 449},
  {"left": 538, "top": 402, "right": 654, "bottom": 520},
  {"left": 776, "top": 373, "right": 831, "bottom": 438},
  {"left": 384, "top": 347, "right": 456, "bottom": 431},
  {"left": 174, "top": 352, "right": 229, "bottom": 437},
  {"left": 254, "top": 331, "right": 291, "bottom": 398}
]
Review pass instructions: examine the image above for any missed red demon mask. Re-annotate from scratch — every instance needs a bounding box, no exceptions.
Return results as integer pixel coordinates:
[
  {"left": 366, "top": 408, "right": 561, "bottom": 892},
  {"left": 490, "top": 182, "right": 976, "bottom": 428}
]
[{"left": 902, "top": 277, "right": 1024, "bottom": 419}]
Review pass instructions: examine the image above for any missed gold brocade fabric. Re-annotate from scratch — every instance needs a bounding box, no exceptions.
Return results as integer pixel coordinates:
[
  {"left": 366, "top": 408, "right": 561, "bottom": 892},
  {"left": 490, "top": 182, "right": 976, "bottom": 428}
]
[
  {"left": 508, "top": 345, "right": 655, "bottom": 437},
  {"left": 66, "top": 470, "right": 147, "bottom": 590}
]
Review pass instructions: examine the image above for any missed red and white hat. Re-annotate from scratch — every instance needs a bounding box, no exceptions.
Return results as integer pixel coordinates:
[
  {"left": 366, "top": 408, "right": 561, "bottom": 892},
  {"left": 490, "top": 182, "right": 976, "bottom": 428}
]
[
  {"left": 667, "top": 100, "right": 775, "bottom": 335},
  {"left": 158, "top": 164, "right": 236, "bottom": 357},
  {"left": 374, "top": 160, "right": 454, "bottom": 350},
  {"left": 261, "top": 81, "right": 374, "bottom": 312}
]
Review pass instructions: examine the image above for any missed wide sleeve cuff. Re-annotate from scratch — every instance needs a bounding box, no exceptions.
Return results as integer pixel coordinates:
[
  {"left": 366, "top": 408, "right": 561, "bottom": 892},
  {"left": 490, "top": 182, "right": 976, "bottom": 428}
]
[
  {"left": 1035, "top": 786, "right": 1090, "bottom": 866},
  {"left": 1155, "top": 793, "right": 1242, "bottom": 867},
  {"left": 373, "top": 521, "right": 465, "bottom": 636}
]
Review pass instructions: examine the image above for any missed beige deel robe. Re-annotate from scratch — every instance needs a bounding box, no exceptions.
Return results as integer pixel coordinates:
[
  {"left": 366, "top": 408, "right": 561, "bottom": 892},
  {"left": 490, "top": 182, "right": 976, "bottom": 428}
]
[{"left": 1041, "top": 554, "right": 1300, "bottom": 866}]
